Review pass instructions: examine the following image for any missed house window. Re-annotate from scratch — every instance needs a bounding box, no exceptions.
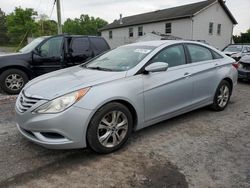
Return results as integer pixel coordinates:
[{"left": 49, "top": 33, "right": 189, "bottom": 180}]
[
  {"left": 109, "top": 31, "right": 112, "bottom": 39},
  {"left": 138, "top": 26, "right": 143, "bottom": 36},
  {"left": 209, "top": 22, "right": 213, "bottom": 35},
  {"left": 165, "top": 23, "right": 172, "bottom": 34},
  {"left": 217, "top": 24, "right": 221, "bottom": 35},
  {"left": 129, "top": 28, "right": 133, "bottom": 37}
]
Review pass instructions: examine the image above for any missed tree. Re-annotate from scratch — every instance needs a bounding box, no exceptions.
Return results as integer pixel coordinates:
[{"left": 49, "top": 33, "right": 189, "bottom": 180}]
[
  {"left": 6, "top": 7, "right": 38, "bottom": 45},
  {"left": 63, "top": 14, "right": 108, "bottom": 35},
  {"left": 233, "top": 28, "right": 250, "bottom": 43},
  {"left": 36, "top": 14, "right": 57, "bottom": 36},
  {"left": 0, "top": 8, "right": 8, "bottom": 45}
]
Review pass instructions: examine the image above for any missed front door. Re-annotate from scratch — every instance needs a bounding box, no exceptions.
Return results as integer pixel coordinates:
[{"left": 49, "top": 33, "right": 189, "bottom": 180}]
[
  {"left": 32, "top": 36, "right": 64, "bottom": 76},
  {"left": 143, "top": 44, "right": 194, "bottom": 123}
]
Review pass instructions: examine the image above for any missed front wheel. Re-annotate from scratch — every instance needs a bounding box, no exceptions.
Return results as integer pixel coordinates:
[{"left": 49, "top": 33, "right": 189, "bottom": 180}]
[
  {"left": 0, "top": 69, "right": 28, "bottom": 94},
  {"left": 210, "top": 80, "right": 231, "bottom": 111},
  {"left": 87, "top": 102, "right": 133, "bottom": 154}
]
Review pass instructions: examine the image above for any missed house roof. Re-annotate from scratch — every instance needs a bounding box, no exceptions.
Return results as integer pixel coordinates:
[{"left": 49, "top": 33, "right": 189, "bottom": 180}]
[{"left": 100, "top": 0, "right": 237, "bottom": 31}]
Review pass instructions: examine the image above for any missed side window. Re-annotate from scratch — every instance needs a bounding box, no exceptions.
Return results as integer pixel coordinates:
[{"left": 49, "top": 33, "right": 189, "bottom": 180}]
[
  {"left": 151, "top": 45, "right": 186, "bottom": 68},
  {"left": 212, "top": 50, "right": 223, "bottom": 59},
  {"left": 90, "top": 38, "right": 110, "bottom": 52},
  {"left": 187, "top": 44, "right": 213, "bottom": 63},
  {"left": 39, "top": 36, "right": 63, "bottom": 57},
  {"left": 71, "top": 37, "right": 90, "bottom": 54}
]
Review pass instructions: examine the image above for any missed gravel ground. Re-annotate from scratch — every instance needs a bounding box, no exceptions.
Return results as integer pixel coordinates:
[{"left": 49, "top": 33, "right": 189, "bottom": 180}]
[{"left": 0, "top": 82, "right": 249, "bottom": 188}]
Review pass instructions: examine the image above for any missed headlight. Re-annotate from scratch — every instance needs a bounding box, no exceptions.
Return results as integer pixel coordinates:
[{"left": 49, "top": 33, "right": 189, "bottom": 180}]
[{"left": 33, "top": 88, "right": 90, "bottom": 114}]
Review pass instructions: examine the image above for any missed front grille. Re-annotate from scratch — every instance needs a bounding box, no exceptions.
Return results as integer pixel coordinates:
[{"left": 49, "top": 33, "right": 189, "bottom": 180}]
[
  {"left": 17, "top": 91, "right": 41, "bottom": 113},
  {"left": 241, "top": 63, "right": 250, "bottom": 71}
]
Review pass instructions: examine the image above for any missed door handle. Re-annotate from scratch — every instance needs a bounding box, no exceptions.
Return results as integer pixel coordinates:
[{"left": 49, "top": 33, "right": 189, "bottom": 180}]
[
  {"left": 184, "top": 72, "right": 191, "bottom": 78},
  {"left": 214, "top": 63, "right": 221, "bottom": 69}
]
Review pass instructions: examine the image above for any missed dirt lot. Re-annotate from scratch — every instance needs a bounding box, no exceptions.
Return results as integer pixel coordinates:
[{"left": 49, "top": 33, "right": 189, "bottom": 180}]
[{"left": 0, "top": 82, "right": 249, "bottom": 188}]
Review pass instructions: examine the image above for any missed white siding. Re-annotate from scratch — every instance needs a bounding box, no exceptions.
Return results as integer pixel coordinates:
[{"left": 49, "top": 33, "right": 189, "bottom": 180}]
[
  {"left": 102, "top": 1, "right": 234, "bottom": 50},
  {"left": 192, "top": 2, "right": 234, "bottom": 50},
  {"left": 102, "top": 19, "right": 192, "bottom": 49}
]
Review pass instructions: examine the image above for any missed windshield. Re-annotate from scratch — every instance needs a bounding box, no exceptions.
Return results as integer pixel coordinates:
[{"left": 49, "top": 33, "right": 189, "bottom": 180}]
[
  {"left": 223, "top": 45, "right": 243, "bottom": 53},
  {"left": 19, "top": 37, "right": 47, "bottom": 53},
  {"left": 85, "top": 45, "right": 155, "bottom": 71}
]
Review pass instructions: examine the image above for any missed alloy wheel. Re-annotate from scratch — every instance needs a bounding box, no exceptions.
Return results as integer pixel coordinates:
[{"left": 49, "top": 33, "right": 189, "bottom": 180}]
[
  {"left": 97, "top": 110, "right": 128, "bottom": 148},
  {"left": 217, "top": 84, "right": 230, "bottom": 108},
  {"left": 5, "top": 74, "right": 24, "bottom": 91}
]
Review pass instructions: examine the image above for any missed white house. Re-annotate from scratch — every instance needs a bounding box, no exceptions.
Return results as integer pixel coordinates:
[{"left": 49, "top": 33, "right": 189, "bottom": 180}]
[{"left": 100, "top": 0, "right": 237, "bottom": 50}]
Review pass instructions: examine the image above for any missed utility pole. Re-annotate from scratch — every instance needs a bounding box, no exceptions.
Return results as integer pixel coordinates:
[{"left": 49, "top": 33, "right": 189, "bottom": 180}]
[{"left": 56, "top": 0, "right": 62, "bottom": 34}]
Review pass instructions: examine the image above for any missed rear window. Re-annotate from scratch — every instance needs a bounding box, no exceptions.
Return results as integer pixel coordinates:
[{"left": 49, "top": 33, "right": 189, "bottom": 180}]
[
  {"left": 90, "top": 37, "right": 110, "bottom": 52},
  {"left": 223, "top": 45, "right": 242, "bottom": 52},
  {"left": 71, "top": 37, "right": 90, "bottom": 54}
]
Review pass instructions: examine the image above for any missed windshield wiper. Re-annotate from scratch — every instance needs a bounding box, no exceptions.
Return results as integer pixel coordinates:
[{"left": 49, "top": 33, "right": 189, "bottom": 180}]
[{"left": 86, "top": 66, "right": 114, "bottom": 71}]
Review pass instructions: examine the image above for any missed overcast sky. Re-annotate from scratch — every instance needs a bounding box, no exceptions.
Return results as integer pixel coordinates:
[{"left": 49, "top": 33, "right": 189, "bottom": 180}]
[{"left": 1, "top": 0, "right": 249, "bottom": 35}]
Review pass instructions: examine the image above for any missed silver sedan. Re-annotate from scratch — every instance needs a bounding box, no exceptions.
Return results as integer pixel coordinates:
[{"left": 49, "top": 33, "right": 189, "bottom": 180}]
[{"left": 15, "top": 40, "right": 238, "bottom": 153}]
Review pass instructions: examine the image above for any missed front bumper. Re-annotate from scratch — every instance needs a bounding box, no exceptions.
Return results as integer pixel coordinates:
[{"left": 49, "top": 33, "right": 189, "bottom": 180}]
[
  {"left": 15, "top": 105, "right": 93, "bottom": 149},
  {"left": 238, "top": 69, "right": 250, "bottom": 80}
]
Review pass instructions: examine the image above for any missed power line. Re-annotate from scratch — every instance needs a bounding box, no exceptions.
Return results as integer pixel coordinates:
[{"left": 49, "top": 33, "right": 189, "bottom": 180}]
[{"left": 49, "top": 0, "right": 56, "bottom": 19}]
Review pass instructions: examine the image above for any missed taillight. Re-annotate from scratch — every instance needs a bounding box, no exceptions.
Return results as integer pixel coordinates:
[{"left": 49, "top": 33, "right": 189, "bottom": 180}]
[{"left": 232, "top": 62, "right": 239, "bottom": 69}]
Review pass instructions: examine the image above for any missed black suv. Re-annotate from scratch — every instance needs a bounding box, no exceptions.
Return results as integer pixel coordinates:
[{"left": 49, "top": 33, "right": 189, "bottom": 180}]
[{"left": 0, "top": 35, "right": 110, "bottom": 94}]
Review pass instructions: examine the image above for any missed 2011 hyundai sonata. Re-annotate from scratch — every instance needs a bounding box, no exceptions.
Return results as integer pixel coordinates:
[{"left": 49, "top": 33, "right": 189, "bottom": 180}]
[{"left": 15, "top": 40, "right": 238, "bottom": 153}]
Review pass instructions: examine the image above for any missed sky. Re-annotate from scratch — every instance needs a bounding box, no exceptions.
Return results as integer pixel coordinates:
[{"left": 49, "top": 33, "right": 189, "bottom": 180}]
[{"left": 0, "top": 0, "right": 249, "bottom": 35}]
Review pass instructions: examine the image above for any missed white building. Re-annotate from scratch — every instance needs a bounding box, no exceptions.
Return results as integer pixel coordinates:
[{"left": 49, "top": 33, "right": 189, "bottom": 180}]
[{"left": 100, "top": 0, "right": 237, "bottom": 50}]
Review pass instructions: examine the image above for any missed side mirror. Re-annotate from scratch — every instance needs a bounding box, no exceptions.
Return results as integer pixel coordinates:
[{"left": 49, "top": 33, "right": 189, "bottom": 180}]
[
  {"left": 32, "top": 48, "right": 40, "bottom": 55},
  {"left": 145, "top": 62, "right": 169, "bottom": 73}
]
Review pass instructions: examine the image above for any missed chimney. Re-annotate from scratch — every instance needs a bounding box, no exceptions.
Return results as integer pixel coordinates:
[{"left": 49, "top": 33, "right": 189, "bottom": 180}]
[{"left": 119, "top": 14, "right": 123, "bottom": 25}]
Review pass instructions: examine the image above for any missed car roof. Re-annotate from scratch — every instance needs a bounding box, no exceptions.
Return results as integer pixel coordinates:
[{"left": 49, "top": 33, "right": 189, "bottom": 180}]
[{"left": 123, "top": 40, "right": 210, "bottom": 47}]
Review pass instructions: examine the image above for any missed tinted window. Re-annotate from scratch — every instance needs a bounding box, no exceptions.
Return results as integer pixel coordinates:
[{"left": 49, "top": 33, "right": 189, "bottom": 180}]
[
  {"left": 187, "top": 44, "right": 213, "bottom": 63},
  {"left": 151, "top": 45, "right": 186, "bottom": 68},
  {"left": 90, "top": 38, "right": 109, "bottom": 52},
  {"left": 39, "top": 36, "right": 63, "bottom": 57},
  {"left": 71, "top": 37, "right": 89, "bottom": 54}
]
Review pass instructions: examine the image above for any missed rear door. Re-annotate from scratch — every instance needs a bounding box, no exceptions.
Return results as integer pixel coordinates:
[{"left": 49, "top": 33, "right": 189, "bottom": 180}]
[
  {"left": 66, "top": 37, "right": 93, "bottom": 66},
  {"left": 32, "top": 36, "right": 64, "bottom": 76},
  {"left": 143, "top": 44, "right": 194, "bottom": 123},
  {"left": 185, "top": 43, "right": 222, "bottom": 104}
]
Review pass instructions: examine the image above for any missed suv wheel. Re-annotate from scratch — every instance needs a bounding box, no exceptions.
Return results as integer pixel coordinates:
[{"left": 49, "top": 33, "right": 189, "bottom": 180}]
[
  {"left": 0, "top": 69, "right": 28, "bottom": 94},
  {"left": 211, "top": 80, "right": 231, "bottom": 111},
  {"left": 87, "top": 102, "right": 133, "bottom": 154}
]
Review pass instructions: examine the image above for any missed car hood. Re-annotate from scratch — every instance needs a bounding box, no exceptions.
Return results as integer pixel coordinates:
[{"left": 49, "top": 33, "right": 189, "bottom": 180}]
[
  {"left": 23, "top": 66, "right": 127, "bottom": 100},
  {"left": 240, "top": 55, "right": 250, "bottom": 64},
  {"left": 0, "top": 52, "right": 27, "bottom": 61}
]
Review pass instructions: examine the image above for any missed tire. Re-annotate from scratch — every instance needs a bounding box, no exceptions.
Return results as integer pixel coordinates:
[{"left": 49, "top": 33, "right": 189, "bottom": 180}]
[
  {"left": 0, "top": 69, "right": 28, "bottom": 94},
  {"left": 210, "top": 80, "right": 231, "bottom": 111},
  {"left": 87, "top": 102, "right": 133, "bottom": 154}
]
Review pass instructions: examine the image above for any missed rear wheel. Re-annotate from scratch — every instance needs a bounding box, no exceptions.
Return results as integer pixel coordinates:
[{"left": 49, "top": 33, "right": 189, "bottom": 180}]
[
  {"left": 0, "top": 69, "right": 28, "bottom": 94},
  {"left": 87, "top": 102, "right": 133, "bottom": 154},
  {"left": 211, "top": 80, "right": 231, "bottom": 111}
]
